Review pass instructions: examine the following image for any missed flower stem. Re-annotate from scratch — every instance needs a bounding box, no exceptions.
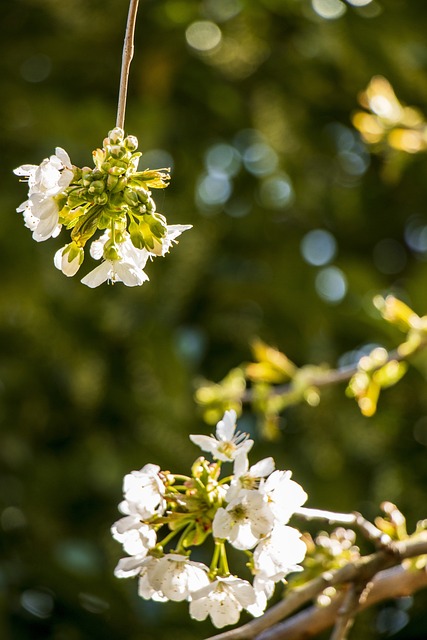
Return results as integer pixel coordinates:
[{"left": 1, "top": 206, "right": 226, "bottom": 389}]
[
  {"left": 219, "top": 542, "right": 230, "bottom": 576},
  {"left": 209, "top": 540, "right": 221, "bottom": 576},
  {"left": 116, "top": 0, "right": 140, "bottom": 130}
]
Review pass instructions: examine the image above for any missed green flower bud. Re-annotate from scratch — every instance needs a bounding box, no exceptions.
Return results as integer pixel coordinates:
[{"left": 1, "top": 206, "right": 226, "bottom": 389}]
[
  {"left": 101, "top": 161, "right": 112, "bottom": 173},
  {"left": 107, "top": 174, "right": 119, "bottom": 191},
  {"left": 123, "top": 188, "right": 140, "bottom": 208},
  {"left": 124, "top": 135, "right": 138, "bottom": 151},
  {"left": 108, "top": 127, "right": 124, "bottom": 144},
  {"left": 94, "top": 192, "right": 109, "bottom": 205},
  {"left": 88, "top": 180, "right": 105, "bottom": 195},
  {"left": 109, "top": 145, "right": 126, "bottom": 159},
  {"left": 108, "top": 176, "right": 127, "bottom": 194},
  {"left": 137, "top": 188, "right": 150, "bottom": 204},
  {"left": 108, "top": 163, "right": 126, "bottom": 176}
]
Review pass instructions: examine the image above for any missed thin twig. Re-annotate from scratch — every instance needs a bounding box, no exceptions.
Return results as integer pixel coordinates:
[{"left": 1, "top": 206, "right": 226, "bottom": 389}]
[
  {"left": 295, "top": 508, "right": 392, "bottom": 547},
  {"left": 116, "top": 0, "right": 140, "bottom": 130},
  {"left": 241, "top": 339, "right": 427, "bottom": 405}
]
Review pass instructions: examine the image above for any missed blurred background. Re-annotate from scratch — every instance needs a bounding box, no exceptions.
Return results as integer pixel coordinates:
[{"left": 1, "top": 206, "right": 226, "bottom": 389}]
[{"left": 2, "top": 0, "right": 427, "bottom": 638}]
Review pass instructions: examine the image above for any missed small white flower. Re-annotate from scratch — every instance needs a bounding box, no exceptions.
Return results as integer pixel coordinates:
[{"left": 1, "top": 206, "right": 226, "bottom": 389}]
[
  {"left": 54, "top": 242, "right": 84, "bottom": 276},
  {"left": 226, "top": 452, "right": 275, "bottom": 502},
  {"left": 14, "top": 147, "right": 74, "bottom": 242},
  {"left": 190, "top": 410, "right": 253, "bottom": 462},
  {"left": 150, "top": 224, "right": 192, "bottom": 257},
  {"left": 81, "top": 258, "right": 149, "bottom": 287},
  {"left": 189, "top": 576, "right": 256, "bottom": 628},
  {"left": 260, "top": 470, "right": 307, "bottom": 523},
  {"left": 14, "top": 147, "right": 73, "bottom": 197},
  {"left": 81, "top": 230, "right": 150, "bottom": 287},
  {"left": 213, "top": 489, "right": 274, "bottom": 550},
  {"left": 119, "top": 463, "right": 166, "bottom": 520},
  {"left": 253, "top": 524, "right": 306, "bottom": 582},
  {"left": 148, "top": 554, "right": 210, "bottom": 602},
  {"left": 111, "top": 516, "right": 156, "bottom": 556},
  {"left": 138, "top": 557, "right": 168, "bottom": 602}
]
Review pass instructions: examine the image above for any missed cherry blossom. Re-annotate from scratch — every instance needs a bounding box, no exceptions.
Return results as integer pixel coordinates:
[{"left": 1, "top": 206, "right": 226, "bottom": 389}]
[
  {"left": 190, "top": 576, "right": 256, "bottom": 628},
  {"left": 190, "top": 409, "right": 253, "bottom": 462},
  {"left": 213, "top": 489, "right": 274, "bottom": 550}
]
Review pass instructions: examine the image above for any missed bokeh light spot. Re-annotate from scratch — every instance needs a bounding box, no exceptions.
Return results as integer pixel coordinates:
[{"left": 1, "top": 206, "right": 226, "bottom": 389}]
[
  {"left": 21, "top": 589, "right": 54, "bottom": 619},
  {"left": 243, "top": 142, "right": 278, "bottom": 176},
  {"left": 205, "top": 143, "right": 241, "bottom": 177},
  {"left": 1, "top": 506, "right": 26, "bottom": 531},
  {"left": 196, "top": 173, "right": 232, "bottom": 207},
  {"left": 20, "top": 54, "right": 52, "bottom": 83},
  {"left": 315, "top": 267, "right": 347, "bottom": 303},
  {"left": 312, "top": 0, "right": 347, "bottom": 20},
  {"left": 258, "top": 174, "right": 294, "bottom": 209},
  {"left": 186, "top": 21, "right": 222, "bottom": 52},
  {"left": 301, "top": 229, "right": 337, "bottom": 266}
]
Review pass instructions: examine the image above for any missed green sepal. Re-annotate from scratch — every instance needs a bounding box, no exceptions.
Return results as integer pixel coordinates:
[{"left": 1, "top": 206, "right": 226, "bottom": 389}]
[
  {"left": 71, "top": 205, "right": 103, "bottom": 247},
  {"left": 129, "top": 221, "right": 146, "bottom": 250}
]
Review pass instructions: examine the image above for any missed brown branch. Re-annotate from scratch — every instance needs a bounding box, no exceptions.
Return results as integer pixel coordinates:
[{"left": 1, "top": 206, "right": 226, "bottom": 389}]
[
  {"left": 256, "top": 563, "right": 427, "bottom": 640},
  {"left": 205, "top": 536, "right": 427, "bottom": 640}
]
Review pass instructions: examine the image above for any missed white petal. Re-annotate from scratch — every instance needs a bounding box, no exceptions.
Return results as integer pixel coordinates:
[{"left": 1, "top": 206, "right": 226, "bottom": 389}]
[
  {"left": 250, "top": 457, "right": 275, "bottom": 478},
  {"left": 55, "top": 147, "right": 72, "bottom": 167},
  {"left": 189, "top": 434, "right": 217, "bottom": 455},
  {"left": 216, "top": 410, "right": 237, "bottom": 441},
  {"left": 81, "top": 261, "right": 111, "bottom": 288}
]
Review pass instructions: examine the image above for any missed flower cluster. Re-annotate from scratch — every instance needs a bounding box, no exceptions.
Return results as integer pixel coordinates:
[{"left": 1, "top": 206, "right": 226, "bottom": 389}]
[
  {"left": 14, "top": 128, "right": 191, "bottom": 287},
  {"left": 112, "top": 410, "right": 308, "bottom": 628}
]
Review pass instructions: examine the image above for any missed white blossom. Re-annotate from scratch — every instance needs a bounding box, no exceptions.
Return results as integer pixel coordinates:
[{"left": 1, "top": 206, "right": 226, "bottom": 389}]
[
  {"left": 226, "top": 452, "right": 275, "bottom": 502},
  {"left": 138, "top": 557, "right": 168, "bottom": 602},
  {"left": 14, "top": 148, "right": 74, "bottom": 242},
  {"left": 260, "top": 470, "right": 307, "bottom": 523},
  {"left": 190, "top": 410, "right": 253, "bottom": 463},
  {"left": 150, "top": 224, "right": 193, "bottom": 257},
  {"left": 81, "top": 230, "right": 150, "bottom": 288},
  {"left": 111, "top": 516, "right": 156, "bottom": 556},
  {"left": 253, "top": 524, "right": 306, "bottom": 582},
  {"left": 119, "top": 463, "right": 166, "bottom": 520},
  {"left": 148, "top": 554, "right": 210, "bottom": 602},
  {"left": 81, "top": 258, "right": 149, "bottom": 287},
  {"left": 213, "top": 489, "right": 274, "bottom": 550},
  {"left": 189, "top": 576, "right": 256, "bottom": 628},
  {"left": 54, "top": 243, "right": 84, "bottom": 277}
]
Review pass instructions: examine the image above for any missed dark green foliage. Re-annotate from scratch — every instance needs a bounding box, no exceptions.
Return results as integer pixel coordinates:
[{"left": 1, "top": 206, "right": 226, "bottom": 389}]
[{"left": 2, "top": 0, "right": 427, "bottom": 637}]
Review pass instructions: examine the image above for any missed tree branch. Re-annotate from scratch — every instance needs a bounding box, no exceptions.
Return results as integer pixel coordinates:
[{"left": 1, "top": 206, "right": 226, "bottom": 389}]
[{"left": 204, "top": 535, "right": 427, "bottom": 640}]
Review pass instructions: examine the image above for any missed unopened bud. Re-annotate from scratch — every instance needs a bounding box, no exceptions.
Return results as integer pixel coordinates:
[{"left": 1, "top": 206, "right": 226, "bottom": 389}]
[
  {"left": 108, "top": 127, "right": 124, "bottom": 144},
  {"left": 124, "top": 135, "right": 138, "bottom": 151}
]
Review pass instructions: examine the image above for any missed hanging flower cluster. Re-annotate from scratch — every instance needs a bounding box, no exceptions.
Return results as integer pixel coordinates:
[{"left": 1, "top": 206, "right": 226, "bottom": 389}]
[
  {"left": 112, "top": 410, "right": 308, "bottom": 628},
  {"left": 13, "top": 128, "right": 191, "bottom": 287}
]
